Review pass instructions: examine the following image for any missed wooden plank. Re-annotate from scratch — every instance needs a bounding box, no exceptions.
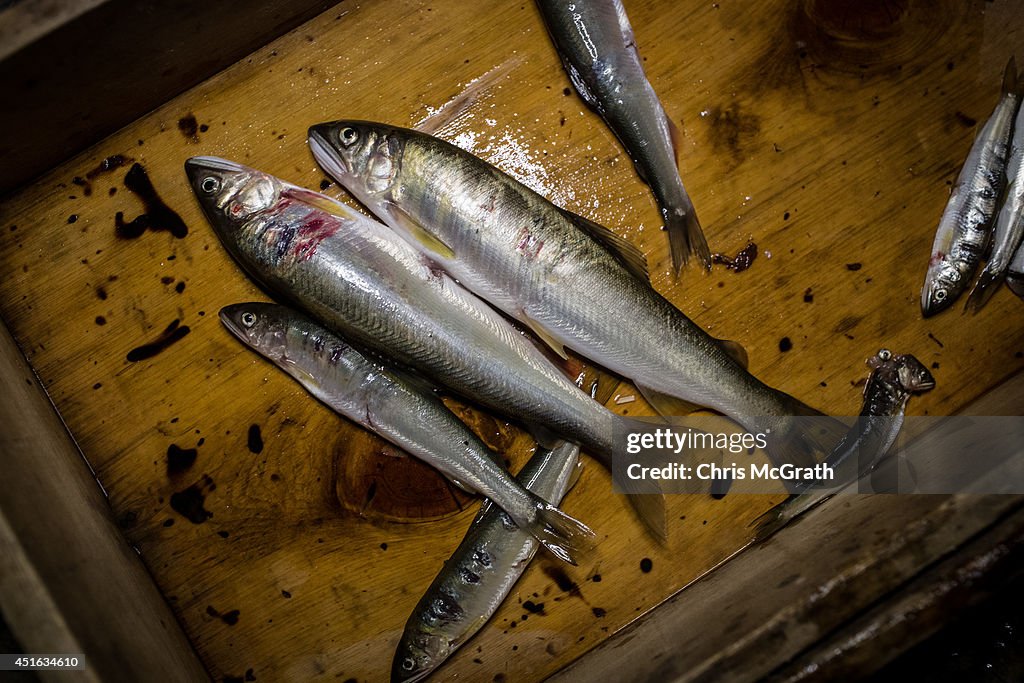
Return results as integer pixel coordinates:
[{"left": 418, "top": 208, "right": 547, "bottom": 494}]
[
  {"left": 0, "top": 0, "right": 1022, "bottom": 681},
  {"left": 0, "top": 316, "right": 209, "bottom": 682},
  {"left": 765, "top": 506, "right": 1024, "bottom": 682},
  {"left": 550, "top": 495, "right": 1024, "bottom": 683},
  {"left": 0, "top": 0, "right": 336, "bottom": 194}
]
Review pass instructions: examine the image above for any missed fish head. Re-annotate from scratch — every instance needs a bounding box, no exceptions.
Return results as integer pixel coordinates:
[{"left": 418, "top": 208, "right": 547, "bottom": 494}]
[
  {"left": 894, "top": 354, "right": 936, "bottom": 394},
  {"left": 219, "top": 302, "right": 290, "bottom": 363},
  {"left": 309, "top": 120, "right": 403, "bottom": 200},
  {"left": 920, "top": 258, "right": 962, "bottom": 317},
  {"left": 186, "top": 156, "right": 282, "bottom": 232},
  {"left": 391, "top": 629, "right": 450, "bottom": 683}
]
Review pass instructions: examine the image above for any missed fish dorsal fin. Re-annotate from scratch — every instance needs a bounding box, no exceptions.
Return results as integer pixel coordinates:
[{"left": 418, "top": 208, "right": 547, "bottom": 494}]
[
  {"left": 521, "top": 310, "right": 568, "bottom": 359},
  {"left": 717, "top": 338, "right": 749, "bottom": 370},
  {"left": 557, "top": 206, "right": 649, "bottom": 282},
  {"left": 526, "top": 423, "right": 563, "bottom": 451},
  {"left": 667, "top": 117, "right": 684, "bottom": 167},
  {"left": 636, "top": 383, "right": 705, "bottom": 418},
  {"left": 386, "top": 201, "right": 456, "bottom": 259},
  {"left": 567, "top": 458, "right": 585, "bottom": 493},
  {"left": 281, "top": 185, "right": 357, "bottom": 219},
  {"left": 1003, "top": 56, "right": 1018, "bottom": 96}
]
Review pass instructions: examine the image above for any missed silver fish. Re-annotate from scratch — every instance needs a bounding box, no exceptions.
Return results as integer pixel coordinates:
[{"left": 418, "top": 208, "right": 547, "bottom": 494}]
[
  {"left": 1008, "top": 238, "right": 1024, "bottom": 298},
  {"left": 752, "top": 349, "right": 935, "bottom": 540},
  {"left": 308, "top": 123, "right": 842, "bottom": 468},
  {"left": 923, "top": 58, "right": 1020, "bottom": 317},
  {"left": 392, "top": 440, "right": 581, "bottom": 682},
  {"left": 185, "top": 157, "right": 665, "bottom": 539},
  {"left": 219, "top": 302, "right": 593, "bottom": 564},
  {"left": 967, "top": 78, "right": 1024, "bottom": 312},
  {"left": 536, "top": 0, "right": 710, "bottom": 271}
]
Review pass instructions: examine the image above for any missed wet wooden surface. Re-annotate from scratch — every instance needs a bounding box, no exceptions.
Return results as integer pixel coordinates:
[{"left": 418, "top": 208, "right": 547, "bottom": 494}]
[{"left": 1, "top": 0, "right": 1023, "bottom": 681}]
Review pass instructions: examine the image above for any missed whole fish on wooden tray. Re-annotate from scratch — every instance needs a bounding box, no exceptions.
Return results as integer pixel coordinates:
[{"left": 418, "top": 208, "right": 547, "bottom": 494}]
[
  {"left": 393, "top": 440, "right": 582, "bottom": 682},
  {"left": 922, "top": 58, "right": 1021, "bottom": 317},
  {"left": 185, "top": 157, "right": 666, "bottom": 539},
  {"left": 752, "top": 349, "right": 935, "bottom": 540},
  {"left": 220, "top": 302, "right": 593, "bottom": 564},
  {"left": 309, "top": 123, "right": 843, "bottom": 469},
  {"left": 536, "top": 0, "right": 710, "bottom": 272},
  {"left": 967, "top": 75, "right": 1024, "bottom": 312}
]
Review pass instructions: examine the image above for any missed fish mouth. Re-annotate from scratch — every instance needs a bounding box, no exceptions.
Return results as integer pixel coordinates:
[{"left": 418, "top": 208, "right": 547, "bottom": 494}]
[
  {"left": 218, "top": 303, "right": 250, "bottom": 341},
  {"left": 185, "top": 155, "right": 247, "bottom": 182},
  {"left": 308, "top": 124, "right": 349, "bottom": 177}
]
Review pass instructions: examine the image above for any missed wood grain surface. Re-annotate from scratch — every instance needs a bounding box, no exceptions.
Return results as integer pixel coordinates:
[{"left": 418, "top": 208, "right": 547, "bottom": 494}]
[{"left": 1, "top": 0, "right": 1023, "bottom": 681}]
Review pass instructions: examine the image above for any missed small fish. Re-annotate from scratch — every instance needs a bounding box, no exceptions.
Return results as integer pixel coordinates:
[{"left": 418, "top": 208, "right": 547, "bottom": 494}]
[
  {"left": 752, "top": 350, "right": 935, "bottom": 540},
  {"left": 185, "top": 157, "right": 666, "bottom": 539},
  {"left": 967, "top": 82, "right": 1024, "bottom": 312},
  {"left": 220, "top": 303, "right": 594, "bottom": 564},
  {"left": 309, "top": 122, "right": 843, "bottom": 470},
  {"left": 923, "top": 58, "right": 1020, "bottom": 317},
  {"left": 392, "top": 441, "right": 581, "bottom": 682},
  {"left": 536, "top": 0, "right": 710, "bottom": 272},
  {"left": 1008, "top": 238, "right": 1024, "bottom": 298}
]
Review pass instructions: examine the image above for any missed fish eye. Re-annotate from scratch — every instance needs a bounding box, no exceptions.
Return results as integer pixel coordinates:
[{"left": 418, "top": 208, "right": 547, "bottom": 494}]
[
  {"left": 241, "top": 311, "right": 257, "bottom": 328},
  {"left": 934, "top": 288, "right": 947, "bottom": 301},
  {"left": 338, "top": 126, "right": 359, "bottom": 146},
  {"left": 401, "top": 658, "right": 415, "bottom": 671},
  {"left": 877, "top": 349, "right": 891, "bottom": 361},
  {"left": 200, "top": 176, "right": 220, "bottom": 194}
]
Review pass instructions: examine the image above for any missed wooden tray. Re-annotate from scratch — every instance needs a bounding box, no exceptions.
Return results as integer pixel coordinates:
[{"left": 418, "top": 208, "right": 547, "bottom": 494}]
[{"left": 2, "top": 0, "right": 1023, "bottom": 681}]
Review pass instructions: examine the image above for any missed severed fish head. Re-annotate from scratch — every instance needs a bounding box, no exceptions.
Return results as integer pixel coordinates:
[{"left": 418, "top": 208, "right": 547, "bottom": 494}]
[
  {"left": 894, "top": 354, "right": 935, "bottom": 394},
  {"left": 391, "top": 629, "right": 451, "bottom": 683},
  {"left": 219, "top": 302, "right": 290, "bottom": 363},
  {"left": 867, "top": 349, "right": 935, "bottom": 398},
  {"left": 308, "top": 120, "right": 404, "bottom": 200}
]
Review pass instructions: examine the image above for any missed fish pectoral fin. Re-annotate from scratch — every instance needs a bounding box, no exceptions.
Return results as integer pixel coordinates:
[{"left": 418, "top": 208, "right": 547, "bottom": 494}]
[
  {"left": 717, "top": 338, "right": 749, "bottom": 370},
  {"left": 636, "top": 384, "right": 706, "bottom": 418},
  {"left": 281, "top": 185, "right": 355, "bottom": 218},
  {"left": 556, "top": 206, "right": 650, "bottom": 282},
  {"left": 521, "top": 311, "right": 568, "bottom": 359},
  {"left": 281, "top": 358, "right": 322, "bottom": 389},
  {"left": 386, "top": 201, "right": 456, "bottom": 259}
]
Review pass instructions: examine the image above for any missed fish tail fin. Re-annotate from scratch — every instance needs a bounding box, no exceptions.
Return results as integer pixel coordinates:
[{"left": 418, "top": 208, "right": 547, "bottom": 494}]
[
  {"left": 665, "top": 203, "right": 712, "bottom": 274},
  {"left": 595, "top": 416, "right": 669, "bottom": 541},
  {"left": 965, "top": 268, "right": 1003, "bottom": 314},
  {"left": 622, "top": 485, "right": 669, "bottom": 543},
  {"left": 529, "top": 498, "right": 596, "bottom": 566},
  {"left": 760, "top": 397, "right": 848, "bottom": 490},
  {"left": 1003, "top": 56, "right": 1018, "bottom": 96}
]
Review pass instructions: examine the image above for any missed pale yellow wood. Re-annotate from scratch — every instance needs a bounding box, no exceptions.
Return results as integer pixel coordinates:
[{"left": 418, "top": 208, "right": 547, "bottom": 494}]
[
  {"left": 0, "top": 1, "right": 1022, "bottom": 681},
  {"left": 0, "top": 317, "right": 209, "bottom": 681}
]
